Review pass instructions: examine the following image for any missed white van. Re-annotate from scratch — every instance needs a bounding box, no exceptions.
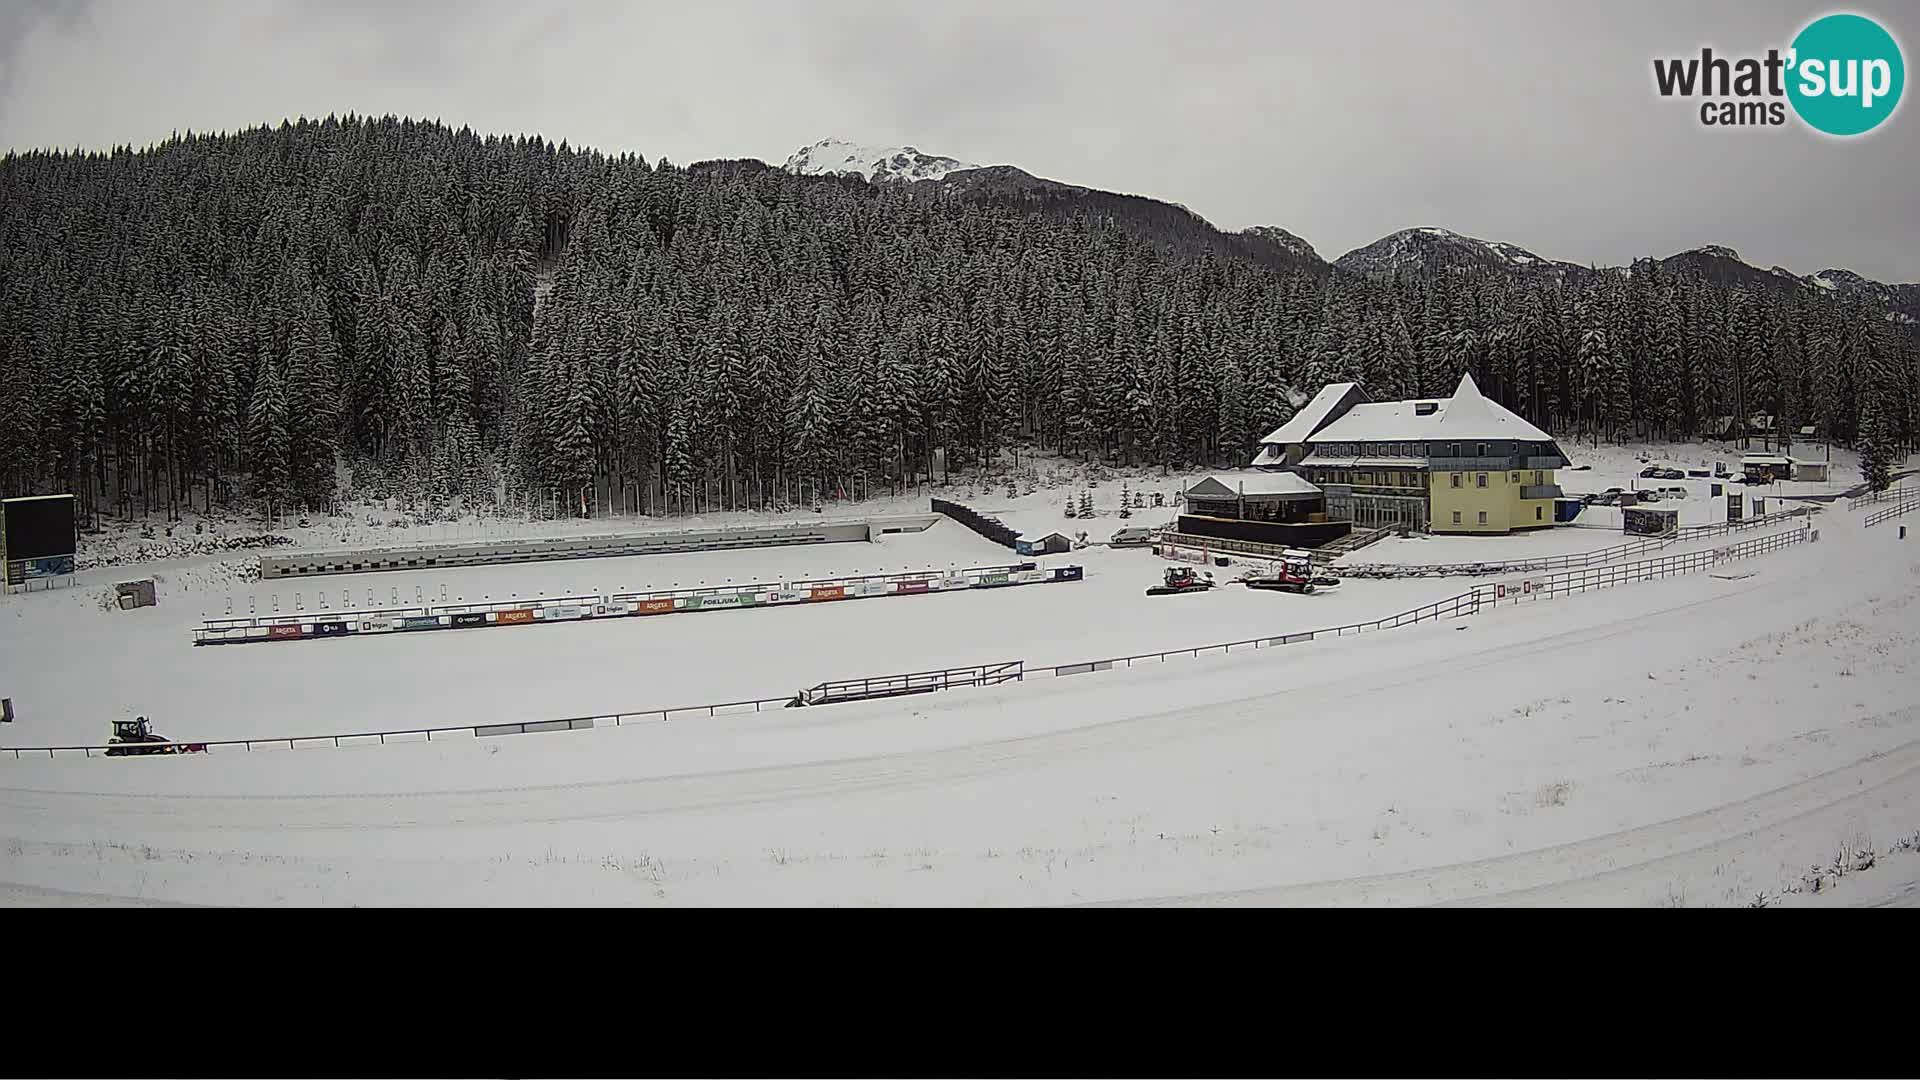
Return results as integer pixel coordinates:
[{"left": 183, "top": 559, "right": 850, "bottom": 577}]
[{"left": 1109, "top": 526, "right": 1156, "bottom": 547}]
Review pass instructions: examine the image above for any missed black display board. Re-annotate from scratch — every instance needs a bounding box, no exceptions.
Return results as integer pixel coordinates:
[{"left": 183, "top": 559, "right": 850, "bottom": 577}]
[{"left": 2, "top": 494, "right": 77, "bottom": 585}]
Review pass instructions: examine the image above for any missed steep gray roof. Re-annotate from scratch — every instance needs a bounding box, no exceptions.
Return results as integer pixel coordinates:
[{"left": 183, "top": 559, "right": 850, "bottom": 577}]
[
  {"left": 1310, "top": 373, "right": 1552, "bottom": 443},
  {"left": 1260, "top": 382, "right": 1361, "bottom": 445},
  {"left": 1185, "top": 472, "right": 1324, "bottom": 500}
]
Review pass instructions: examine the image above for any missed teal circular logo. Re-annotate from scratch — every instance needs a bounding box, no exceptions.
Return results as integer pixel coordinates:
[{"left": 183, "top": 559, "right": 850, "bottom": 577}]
[{"left": 1787, "top": 13, "right": 1905, "bottom": 136}]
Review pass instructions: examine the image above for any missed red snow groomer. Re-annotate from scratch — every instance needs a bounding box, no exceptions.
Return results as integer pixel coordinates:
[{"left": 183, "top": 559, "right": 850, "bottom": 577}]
[
  {"left": 1146, "top": 565, "right": 1216, "bottom": 596},
  {"left": 1242, "top": 550, "right": 1328, "bottom": 594},
  {"left": 105, "top": 716, "right": 208, "bottom": 757}
]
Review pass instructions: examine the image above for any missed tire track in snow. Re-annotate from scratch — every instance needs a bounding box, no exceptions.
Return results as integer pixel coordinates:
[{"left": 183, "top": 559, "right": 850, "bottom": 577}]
[
  {"left": 1097, "top": 727, "right": 1920, "bottom": 907},
  {"left": 0, "top": 553, "right": 1821, "bottom": 830}
]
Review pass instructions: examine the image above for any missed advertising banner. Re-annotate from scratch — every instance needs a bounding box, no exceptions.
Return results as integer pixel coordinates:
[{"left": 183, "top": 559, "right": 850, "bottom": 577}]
[
  {"left": 398, "top": 615, "right": 442, "bottom": 631},
  {"left": 810, "top": 586, "right": 846, "bottom": 601},
  {"left": 496, "top": 608, "right": 535, "bottom": 624},
  {"left": 267, "top": 624, "right": 303, "bottom": 640},
  {"left": 313, "top": 620, "right": 350, "bottom": 636},
  {"left": 636, "top": 598, "right": 676, "bottom": 615},
  {"left": 451, "top": 612, "right": 489, "bottom": 627},
  {"left": 5, "top": 555, "right": 74, "bottom": 584}
]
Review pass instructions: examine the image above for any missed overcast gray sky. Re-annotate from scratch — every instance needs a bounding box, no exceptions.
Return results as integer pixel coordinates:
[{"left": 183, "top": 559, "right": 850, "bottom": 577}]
[{"left": 3, "top": 0, "right": 1916, "bottom": 280}]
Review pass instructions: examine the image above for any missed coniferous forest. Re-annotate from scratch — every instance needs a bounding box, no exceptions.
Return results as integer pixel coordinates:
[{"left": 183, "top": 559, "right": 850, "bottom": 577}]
[{"left": 2, "top": 115, "right": 1915, "bottom": 525}]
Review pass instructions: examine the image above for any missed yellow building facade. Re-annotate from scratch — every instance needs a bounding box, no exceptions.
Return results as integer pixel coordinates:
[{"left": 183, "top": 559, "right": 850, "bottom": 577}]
[{"left": 1429, "top": 466, "right": 1560, "bottom": 534}]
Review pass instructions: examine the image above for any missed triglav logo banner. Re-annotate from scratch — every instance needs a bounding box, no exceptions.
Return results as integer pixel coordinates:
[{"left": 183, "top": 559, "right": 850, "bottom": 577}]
[{"left": 1653, "top": 11, "right": 1905, "bottom": 135}]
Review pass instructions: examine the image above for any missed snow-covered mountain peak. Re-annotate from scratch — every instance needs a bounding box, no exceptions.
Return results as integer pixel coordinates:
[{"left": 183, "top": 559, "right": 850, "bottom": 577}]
[
  {"left": 782, "top": 139, "right": 982, "bottom": 183},
  {"left": 1334, "top": 227, "right": 1570, "bottom": 278}
]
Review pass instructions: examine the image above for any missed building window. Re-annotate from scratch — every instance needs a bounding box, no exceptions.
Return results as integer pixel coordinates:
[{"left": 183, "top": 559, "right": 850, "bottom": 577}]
[
  {"left": 1511, "top": 472, "right": 1521, "bottom": 484},
  {"left": 1451, "top": 473, "right": 1462, "bottom": 488},
  {"left": 1478, "top": 511, "right": 1488, "bottom": 525},
  {"left": 1477, "top": 473, "right": 1488, "bottom": 488},
  {"left": 1536, "top": 506, "right": 1544, "bottom": 521},
  {"left": 1452, "top": 510, "right": 1462, "bottom": 525},
  {"left": 1476, "top": 443, "right": 1487, "bottom": 457},
  {"left": 1535, "top": 470, "right": 1543, "bottom": 484}
]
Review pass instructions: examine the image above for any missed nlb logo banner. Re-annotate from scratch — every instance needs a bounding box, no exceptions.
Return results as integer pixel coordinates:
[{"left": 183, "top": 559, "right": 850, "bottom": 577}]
[{"left": 1654, "top": 12, "right": 1904, "bottom": 135}]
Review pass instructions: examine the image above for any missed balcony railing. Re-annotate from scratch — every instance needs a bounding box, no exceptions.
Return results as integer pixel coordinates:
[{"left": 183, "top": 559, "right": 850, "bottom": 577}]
[
  {"left": 1520, "top": 484, "right": 1564, "bottom": 500},
  {"left": 1428, "top": 456, "right": 1517, "bottom": 472}
]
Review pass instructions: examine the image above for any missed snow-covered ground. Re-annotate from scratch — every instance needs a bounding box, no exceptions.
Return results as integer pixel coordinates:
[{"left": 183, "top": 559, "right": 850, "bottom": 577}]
[
  {"left": 1, "top": 519, "right": 1479, "bottom": 745},
  {"left": 1558, "top": 437, "right": 1866, "bottom": 504},
  {"left": 71, "top": 458, "right": 1201, "bottom": 573},
  {"left": 1341, "top": 525, "right": 1639, "bottom": 567},
  {"left": 4, "top": 443, "right": 1916, "bottom": 907},
  {"left": 0, "top": 504, "right": 1911, "bottom": 907}
]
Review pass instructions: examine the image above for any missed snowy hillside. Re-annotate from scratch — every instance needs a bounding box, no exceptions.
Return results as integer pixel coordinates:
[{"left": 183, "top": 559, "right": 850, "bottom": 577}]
[
  {"left": 1239, "top": 225, "right": 1318, "bottom": 261},
  {"left": 1811, "top": 266, "right": 1920, "bottom": 323},
  {"left": 1334, "top": 227, "right": 1586, "bottom": 280},
  {"left": 783, "top": 139, "right": 982, "bottom": 183}
]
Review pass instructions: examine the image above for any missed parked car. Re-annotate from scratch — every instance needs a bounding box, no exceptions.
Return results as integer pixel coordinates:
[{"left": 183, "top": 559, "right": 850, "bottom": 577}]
[
  {"left": 1589, "top": 487, "right": 1627, "bottom": 506},
  {"left": 1635, "top": 489, "right": 1662, "bottom": 503},
  {"left": 1109, "top": 526, "right": 1156, "bottom": 547}
]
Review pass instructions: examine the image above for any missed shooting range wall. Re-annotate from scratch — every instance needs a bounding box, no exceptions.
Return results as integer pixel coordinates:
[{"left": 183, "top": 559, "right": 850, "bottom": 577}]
[
  {"left": 256, "top": 514, "right": 940, "bottom": 579},
  {"left": 196, "top": 561, "right": 1085, "bottom": 646}
]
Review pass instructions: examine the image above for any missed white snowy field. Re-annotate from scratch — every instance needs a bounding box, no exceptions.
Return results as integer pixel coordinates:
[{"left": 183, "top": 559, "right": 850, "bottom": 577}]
[
  {"left": 1, "top": 501, "right": 1915, "bottom": 906},
  {"left": 1340, "top": 523, "right": 1652, "bottom": 567},
  {"left": 1, "top": 519, "right": 1477, "bottom": 746}
]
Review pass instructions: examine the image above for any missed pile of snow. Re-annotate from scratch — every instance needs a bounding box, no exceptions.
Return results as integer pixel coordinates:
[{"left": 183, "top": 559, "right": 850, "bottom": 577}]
[{"left": 76, "top": 530, "right": 292, "bottom": 572}]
